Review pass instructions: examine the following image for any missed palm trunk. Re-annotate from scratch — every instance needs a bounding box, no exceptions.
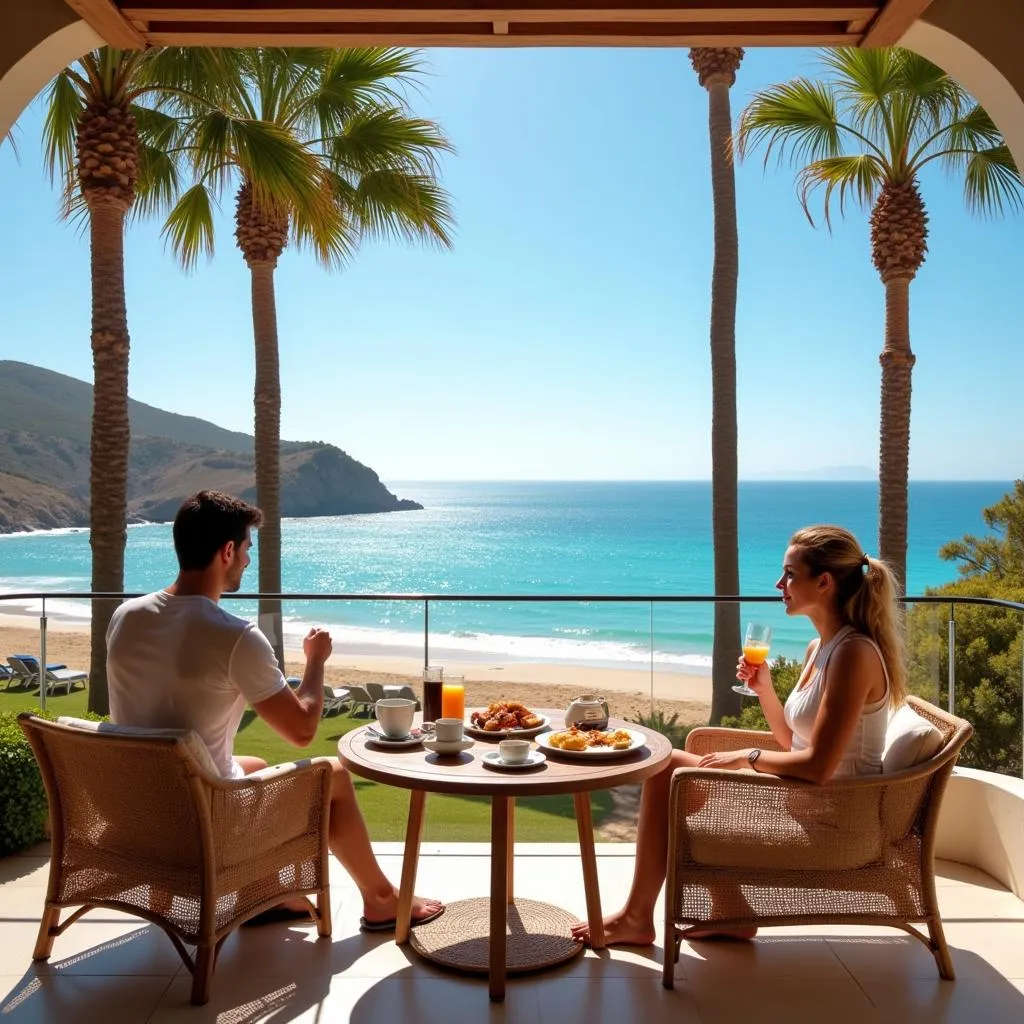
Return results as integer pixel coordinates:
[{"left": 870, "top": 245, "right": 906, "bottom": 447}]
[
  {"left": 250, "top": 262, "right": 285, "bottom": 669},
  {"left": 706, "top": 78, "right": 742, "bottom": 725},
  {"left": 877, "top": 276, "right": 915, "bottom": 594},
  {"left": 87, "top": 198, "right": 131, "bottom": 715}
]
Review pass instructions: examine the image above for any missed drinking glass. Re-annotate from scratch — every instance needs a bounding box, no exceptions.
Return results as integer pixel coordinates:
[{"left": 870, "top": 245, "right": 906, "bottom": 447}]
[
  {"left": 422, "top": 664, "right": 444, "bottom": 723},
  {"left": 733, "top": 622, "right": 772, "bottom": 697},
  {"left": 441, "top": 674, "right": 466, "bottom": 720}
]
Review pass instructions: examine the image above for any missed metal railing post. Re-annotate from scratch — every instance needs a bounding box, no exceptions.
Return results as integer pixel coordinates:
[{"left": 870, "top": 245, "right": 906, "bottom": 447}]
[
  {"left": 649, "top": 600, "right": 655, "bottom": 716},
  {"left": 39, "top": 597, "right": 47, "bottom": 713},
  {"left": 423, "top": 598, "right": 429, "bottom": 669},
  {"left": 947, "top": 603, "right": 956, "bottom": 715}
]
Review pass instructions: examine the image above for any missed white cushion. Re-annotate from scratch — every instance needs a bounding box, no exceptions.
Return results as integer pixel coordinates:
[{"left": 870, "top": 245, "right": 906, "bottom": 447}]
[
  {"left": 882, "top": 704, "right": 945, "bottom": 773},
  {"left": 56, "top": 716, "right": 220, "bottom": 776}
]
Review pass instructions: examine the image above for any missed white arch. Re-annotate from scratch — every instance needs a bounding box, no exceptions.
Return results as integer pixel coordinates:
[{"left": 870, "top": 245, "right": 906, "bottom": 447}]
[
  {"left": 0, "top": 20, "right": 101, "bottom": 140},
  {"left": 902, "top": 18, "right": 1024, "bottom": 173}
]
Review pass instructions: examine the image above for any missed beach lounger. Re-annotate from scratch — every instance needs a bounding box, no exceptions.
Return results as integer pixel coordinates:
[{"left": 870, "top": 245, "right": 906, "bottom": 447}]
[
  {"left": 365, "top": 682, "right": 387, "bottom": 703},
  {"left": 344, "top": 684, "right": 376, "bottom": 717},
  {"left": 42, "top": 665, "right": 88, "bottom": 695},
  {"left": 321, "top": 685, "right": 351, "bottom": 717},
  {"left": 9, "top": 655, "right": 86, "bottom": 695}
]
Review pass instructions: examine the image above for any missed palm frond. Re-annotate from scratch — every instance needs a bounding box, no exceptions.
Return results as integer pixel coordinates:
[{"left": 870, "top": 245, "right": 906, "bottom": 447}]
[
  {"left": 961, "top": 145, "right": 1024, "bottom": 217},
  {"left": 798, "top": 154, "right": 886, "bottom": 228},
  {"left": 346, "top": 168, "right": 455, "bottom": 249},
  {"left": 161, "top": 183, "right": 218, "bottom": 270},
  {"left": 132, "top": 141, "right": 181, "bottom": 222},
  {"left": 737, "top": 78, "right": 848, "bottom": 169},
  {"left": 290, "top": 167, "right": 356, "bottom": 269},
  {"left": 42, "top": 71, "right": 84, "bottom": 190},
  {"left": 328, "top": 107, "right": 453, "bottom": 174}
]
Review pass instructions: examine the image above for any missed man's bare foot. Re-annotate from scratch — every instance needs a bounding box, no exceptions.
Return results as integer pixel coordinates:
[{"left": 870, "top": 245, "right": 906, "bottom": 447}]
[
  {"left": 360, "top": 889, "right": 444, "bottom": 928},
  {"left": 682, "top": 925, "right": 758, "bottom": 941},
  {"left": 570, "top": 909, "right": 657, "bottom": 947}
]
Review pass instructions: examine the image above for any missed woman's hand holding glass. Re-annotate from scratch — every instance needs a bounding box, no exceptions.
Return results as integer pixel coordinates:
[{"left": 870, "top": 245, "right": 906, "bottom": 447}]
[
  {"left": 733, "top": 622, "right": 772, "bottom": 698},
  {"left": 734, "top": 654, "right": 771, "bottom": 698}
]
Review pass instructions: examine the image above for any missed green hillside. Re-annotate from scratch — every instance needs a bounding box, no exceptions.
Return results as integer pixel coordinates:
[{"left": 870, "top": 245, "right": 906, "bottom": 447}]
[{"left": 0, "top": 361, "right": 421, "bottom": 531}]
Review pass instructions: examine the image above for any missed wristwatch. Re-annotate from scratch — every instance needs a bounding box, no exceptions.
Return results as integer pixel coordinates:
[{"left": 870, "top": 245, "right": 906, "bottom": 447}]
[{"left": 747, "top": 748, "right": 762, "bottom": 768}]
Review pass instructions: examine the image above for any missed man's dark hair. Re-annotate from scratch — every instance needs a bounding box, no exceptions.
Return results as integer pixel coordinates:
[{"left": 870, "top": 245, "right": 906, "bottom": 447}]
[{"left": 172, "top": 491, "right": 263, "bottom": 571}]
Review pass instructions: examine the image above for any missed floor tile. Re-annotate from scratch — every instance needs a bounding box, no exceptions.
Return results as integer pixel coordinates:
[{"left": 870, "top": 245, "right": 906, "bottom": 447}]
[
  {"left": 859, "top": 972, "right": 1024, "bottom": 1023},
  {"left": 532, "top": 975, "right": 703, "bottom": 1024},
  {"left": 0, "top": 974, "right": 172, "bottom": 1024}
]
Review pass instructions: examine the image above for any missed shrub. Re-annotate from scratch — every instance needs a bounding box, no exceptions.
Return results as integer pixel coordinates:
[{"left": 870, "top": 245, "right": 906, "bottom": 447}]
[
  {"left": 629, "top": 708, "right": 699, "bottom": 749},
  {"left": 0, "top": 712, "right": 50, "bottom": 855}
]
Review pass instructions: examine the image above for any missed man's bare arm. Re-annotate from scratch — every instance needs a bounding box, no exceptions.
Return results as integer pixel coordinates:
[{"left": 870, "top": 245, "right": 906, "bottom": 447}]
[{"left": 252, "top": 628, "right": 333, "bottom": 746}]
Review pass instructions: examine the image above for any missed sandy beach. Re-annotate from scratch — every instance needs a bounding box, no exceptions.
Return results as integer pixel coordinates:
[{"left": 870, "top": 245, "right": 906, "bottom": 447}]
[{"left": 0, "top": 613, "right": 712, "bottom": 726}]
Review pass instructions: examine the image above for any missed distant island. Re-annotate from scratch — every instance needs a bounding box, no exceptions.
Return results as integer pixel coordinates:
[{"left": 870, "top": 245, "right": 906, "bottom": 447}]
[{"left": 0, "top": 361, "right": 422, "bottom": 533}]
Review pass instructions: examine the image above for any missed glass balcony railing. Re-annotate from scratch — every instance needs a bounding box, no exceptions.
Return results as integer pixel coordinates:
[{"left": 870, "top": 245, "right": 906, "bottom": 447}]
[{"left": 2, "top": 591, "right": 1021, "bottom": 778}]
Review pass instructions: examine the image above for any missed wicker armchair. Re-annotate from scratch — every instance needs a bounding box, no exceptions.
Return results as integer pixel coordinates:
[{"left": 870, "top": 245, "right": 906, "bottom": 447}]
[
  {"left": 663, "top": 696, "right": 973, "bottom": 988},
  {"left": 18, "top": 714, "right": 334, "bottom": 1005}
]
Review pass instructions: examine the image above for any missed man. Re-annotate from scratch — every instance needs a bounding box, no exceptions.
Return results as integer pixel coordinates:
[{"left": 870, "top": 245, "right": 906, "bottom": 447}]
[{"left": 107, "top": 489, "right": 443, "bottom": 931}]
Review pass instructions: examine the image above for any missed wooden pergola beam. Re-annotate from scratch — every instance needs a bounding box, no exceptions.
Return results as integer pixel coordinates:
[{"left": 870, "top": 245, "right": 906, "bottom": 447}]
[
  {"left": 861, "top": 0, "right": 936, "bottom": 47},
  {"left": 64, "top": 0, "right": 147, "bottom": 48},
  {"left": 123, "top": 3, "right": 880, "bottom": 25},
  {"left": 145, "top": 29, "right": 857, "bottom": 47}
]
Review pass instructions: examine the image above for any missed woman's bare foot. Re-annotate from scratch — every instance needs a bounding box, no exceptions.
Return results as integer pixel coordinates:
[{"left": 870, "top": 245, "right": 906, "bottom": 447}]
[
  {"left": 360, "top": 889, "right": 444, "bottom": 928},
  {"left": 682, "top": 925, "right": 758, "bottom": 941},
  {"left": 570, "top": 909, "right": 657, "bottom": 947}
]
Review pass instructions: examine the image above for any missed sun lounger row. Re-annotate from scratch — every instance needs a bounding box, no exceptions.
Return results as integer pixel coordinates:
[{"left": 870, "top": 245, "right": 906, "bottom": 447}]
[{"left": 3, "top": 654, "right": 87, "bottom": 695}]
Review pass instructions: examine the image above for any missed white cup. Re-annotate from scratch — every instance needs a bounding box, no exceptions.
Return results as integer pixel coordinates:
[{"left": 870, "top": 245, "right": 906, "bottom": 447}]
[
  {"left": 434, "top": 717, "right": 464, "bottom": 743},
  {"left": 498, "top": 739, "right": 530, "bottom": 764},
  {"left": 375, "top": 698, "right": 416, "bottom": 738}
]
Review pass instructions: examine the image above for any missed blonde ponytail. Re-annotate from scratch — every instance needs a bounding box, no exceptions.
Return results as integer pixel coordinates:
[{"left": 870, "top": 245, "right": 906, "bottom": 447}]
[{"left": 789, "top": 525, "right": 907, "bottom": 707}]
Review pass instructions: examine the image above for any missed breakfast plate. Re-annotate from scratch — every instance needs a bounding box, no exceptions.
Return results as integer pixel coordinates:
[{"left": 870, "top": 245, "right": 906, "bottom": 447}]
[
  {"left": 464, "top": 711, "right": 550, "bottom": 740},
  {"left": 481, "top": 750, "right": 547, "bottom": 771},
  {"left": 534, "top": 728, "right": 647, "bottom": 759}
]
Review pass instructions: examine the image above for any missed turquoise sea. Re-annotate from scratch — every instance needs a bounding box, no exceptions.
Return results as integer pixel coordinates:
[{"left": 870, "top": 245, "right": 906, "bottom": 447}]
[{"left": 0, "top": 481, "right": 1010, "bottom": 671}]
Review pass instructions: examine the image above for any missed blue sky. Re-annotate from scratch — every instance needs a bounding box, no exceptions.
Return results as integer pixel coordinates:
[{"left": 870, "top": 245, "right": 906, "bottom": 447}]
[{"left": 1, "top": 46, "right": 1021, "bottom": 483}]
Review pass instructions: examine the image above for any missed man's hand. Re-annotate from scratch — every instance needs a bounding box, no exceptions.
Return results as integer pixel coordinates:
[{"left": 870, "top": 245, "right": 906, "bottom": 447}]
[{"left": 303, "top": 627, "right": 333, "bottom": 665}]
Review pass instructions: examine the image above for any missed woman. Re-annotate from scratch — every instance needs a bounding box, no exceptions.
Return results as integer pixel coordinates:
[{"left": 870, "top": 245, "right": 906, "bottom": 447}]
[{"left": 571, "top": 524, "right": 906, "bottom": 946}]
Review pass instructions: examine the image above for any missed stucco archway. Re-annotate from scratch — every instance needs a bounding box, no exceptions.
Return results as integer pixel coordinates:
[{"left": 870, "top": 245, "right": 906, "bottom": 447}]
[{"left": 0, "top": 13, "right": 99, "bottom": 141}]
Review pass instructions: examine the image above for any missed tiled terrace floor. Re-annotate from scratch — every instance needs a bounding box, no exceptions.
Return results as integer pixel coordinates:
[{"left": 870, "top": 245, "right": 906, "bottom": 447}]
[{"left": 1, "top": 842, "right": 1022, "bottom": 1023}]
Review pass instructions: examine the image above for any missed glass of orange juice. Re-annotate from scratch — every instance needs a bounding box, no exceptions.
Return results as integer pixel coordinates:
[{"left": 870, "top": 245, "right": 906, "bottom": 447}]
[
  {"left": 734, "top": 623, "right": 772, "bottom": 697},
  {"left": 441, "top": 674, "right": 466, "bottom": 720}
]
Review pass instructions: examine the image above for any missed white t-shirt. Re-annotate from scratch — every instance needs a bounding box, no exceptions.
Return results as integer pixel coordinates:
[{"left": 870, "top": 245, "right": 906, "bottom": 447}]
[{"left": 107, "top": 591, "right": 287, "bottom": 778}]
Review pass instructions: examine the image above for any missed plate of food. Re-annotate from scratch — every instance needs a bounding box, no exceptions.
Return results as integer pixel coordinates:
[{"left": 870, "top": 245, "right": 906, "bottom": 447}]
[
  {"left": 535, "top": 726, "right": 647, "bottom": 759},
  {"left": 465, "top": 702, "right": 550, "bottom": 739}
]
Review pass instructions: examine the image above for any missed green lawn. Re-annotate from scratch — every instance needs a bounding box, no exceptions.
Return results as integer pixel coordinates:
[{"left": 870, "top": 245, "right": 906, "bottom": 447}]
[{"left": 4, "top": 687, "right": 614, "bottom": 842}]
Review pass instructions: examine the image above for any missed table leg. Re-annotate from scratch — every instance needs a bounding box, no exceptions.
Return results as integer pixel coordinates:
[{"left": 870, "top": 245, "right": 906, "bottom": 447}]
[
  {"left": 506, "top": 798, "right": 515, "bottom": 904},
  {"left": 573, "top": 791, "right": 605, "bottom": 950},
  {"left": 395, "top": 789, "right": 427, "bottom": 945},
  {"left": 490, "top": 795, "right": 510, "bottom": 1001}
]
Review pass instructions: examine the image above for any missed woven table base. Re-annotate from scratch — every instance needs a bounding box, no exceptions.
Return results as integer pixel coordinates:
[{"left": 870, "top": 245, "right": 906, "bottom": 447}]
[{"left": 409, "top": 897, "right": 584, "bottom": 975}]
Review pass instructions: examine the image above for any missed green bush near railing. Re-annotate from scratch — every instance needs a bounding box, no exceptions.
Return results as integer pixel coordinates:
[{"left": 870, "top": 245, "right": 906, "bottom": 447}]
[
  {"left": 629, "top": 708, "right": 699, "bottom": 749},
  {"left": 0, "top": 711, "right": 51, "bottom": 854}
]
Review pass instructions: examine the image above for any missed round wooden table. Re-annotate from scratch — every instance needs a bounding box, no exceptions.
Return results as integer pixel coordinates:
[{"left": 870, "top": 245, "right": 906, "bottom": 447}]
[{"left": 338, "top": 711, "right": 672, "bottom": 1001}]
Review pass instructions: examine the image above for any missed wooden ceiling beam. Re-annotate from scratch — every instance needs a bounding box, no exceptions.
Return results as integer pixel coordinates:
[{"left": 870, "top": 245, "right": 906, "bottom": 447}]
[
  {"left": 124, "top": 4, "right": 880, "bottom": 25},
  {"left": 64, "top": 0, "right": 147, "bottom": 48},
  {"left": 860, "top": 0, "right": 935, "bottom": 47},
  {"left": 146, "top": 29, "right": 859, "bottom": 48}
]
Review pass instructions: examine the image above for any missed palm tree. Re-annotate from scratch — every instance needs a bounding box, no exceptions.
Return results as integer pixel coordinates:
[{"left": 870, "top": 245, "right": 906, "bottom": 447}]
[
  {"left": 42, "top": 48, "right": 234, "bottom": 713},
  {"left": 737, "top": 47, "right": 1023, "bottom": 591},
  {"left": 162, "top": 48, "right": 454, "bottom": 666},
  {"left": 690, "top": 47, "right": 744, "bottom": 724}
]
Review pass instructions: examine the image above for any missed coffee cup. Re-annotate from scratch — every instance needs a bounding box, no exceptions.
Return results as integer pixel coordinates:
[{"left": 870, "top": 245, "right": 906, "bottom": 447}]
[
  {"left": 498, "top": 739, "right": 530, "bottom": 764},
  {"left": 374, "top": 698, "right": 416, "bottom": 738},
  {"left": 434, "top": 717, "right": 464, "bottom": 743}
]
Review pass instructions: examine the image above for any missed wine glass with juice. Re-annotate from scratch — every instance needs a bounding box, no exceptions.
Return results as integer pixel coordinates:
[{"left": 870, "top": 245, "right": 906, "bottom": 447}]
[{"left": 733, "top": 622, "right": 772, "bottom": 697}]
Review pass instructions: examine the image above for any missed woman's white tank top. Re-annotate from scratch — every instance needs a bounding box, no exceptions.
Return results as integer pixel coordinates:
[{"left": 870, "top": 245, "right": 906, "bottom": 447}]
[{"left": 783, "top": 625, "right": 889, "bottom": 777}]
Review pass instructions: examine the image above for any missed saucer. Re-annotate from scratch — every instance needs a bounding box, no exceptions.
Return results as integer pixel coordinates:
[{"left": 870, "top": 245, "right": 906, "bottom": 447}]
[
  {"left": 423, "top": 737, "right": 474, "bottom": 756},
  {"left": 482, "top": 750, "right": 546, "bottom": 771},
  {"left": 366, "top": 727, "right": 424, "bottom": 749}
]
